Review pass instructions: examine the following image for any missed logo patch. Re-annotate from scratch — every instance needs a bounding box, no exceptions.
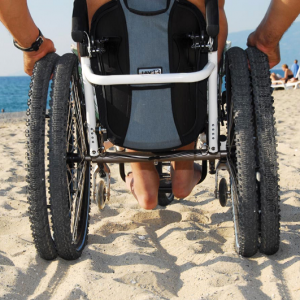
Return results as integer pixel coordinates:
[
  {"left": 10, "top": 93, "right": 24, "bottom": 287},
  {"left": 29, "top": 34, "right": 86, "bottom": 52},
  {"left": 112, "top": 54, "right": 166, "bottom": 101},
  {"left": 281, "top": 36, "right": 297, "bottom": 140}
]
[{"left": 138, "top": 67, "right": 162, "bottom": 75}]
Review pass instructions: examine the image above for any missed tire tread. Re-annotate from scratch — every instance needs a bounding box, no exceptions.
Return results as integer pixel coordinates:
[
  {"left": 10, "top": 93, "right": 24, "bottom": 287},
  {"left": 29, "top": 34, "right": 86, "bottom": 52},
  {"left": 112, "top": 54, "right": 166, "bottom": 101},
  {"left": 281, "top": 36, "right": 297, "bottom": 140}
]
[
  {"left": 246, "top": 47, "right": 280, "bottom": 255},
  {"left": 27, "top": 53, "right": 59, "bottom": 260}
]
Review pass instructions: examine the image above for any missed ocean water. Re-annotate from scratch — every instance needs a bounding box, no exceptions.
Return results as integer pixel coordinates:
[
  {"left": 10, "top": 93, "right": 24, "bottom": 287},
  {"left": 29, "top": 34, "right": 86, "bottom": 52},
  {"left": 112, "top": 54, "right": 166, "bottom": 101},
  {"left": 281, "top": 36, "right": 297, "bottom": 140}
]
[
  {"left": 0, "top": 70, "right": 283, "bottom": 113},
  {"left": 272, "top": 69, "right": 284, "bottom": 78},
  {"left": 0, "top": 76, "right": 51, "bottom": 113}
]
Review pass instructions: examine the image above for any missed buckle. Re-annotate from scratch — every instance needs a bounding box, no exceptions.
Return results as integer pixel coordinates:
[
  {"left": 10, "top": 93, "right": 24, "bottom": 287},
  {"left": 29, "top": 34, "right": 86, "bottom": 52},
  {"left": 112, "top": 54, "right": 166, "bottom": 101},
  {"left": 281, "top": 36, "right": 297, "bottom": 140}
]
[{"left": 187, "top": 31, "right": 211, "bottom": 51}]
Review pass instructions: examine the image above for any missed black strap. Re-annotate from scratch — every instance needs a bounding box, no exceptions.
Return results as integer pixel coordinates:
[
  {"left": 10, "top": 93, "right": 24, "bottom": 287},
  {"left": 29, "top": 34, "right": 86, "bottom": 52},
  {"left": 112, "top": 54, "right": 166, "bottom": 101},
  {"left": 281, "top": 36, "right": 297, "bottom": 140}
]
[{"left": 13, "top": 29, "right": 44, "bottom": 52}]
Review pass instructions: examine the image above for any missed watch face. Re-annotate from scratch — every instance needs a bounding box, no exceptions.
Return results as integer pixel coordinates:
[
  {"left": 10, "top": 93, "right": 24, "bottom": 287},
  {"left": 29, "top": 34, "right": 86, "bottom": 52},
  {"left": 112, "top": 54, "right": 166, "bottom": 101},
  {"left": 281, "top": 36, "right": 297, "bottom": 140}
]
[
  {"left": 33, "top": 44, "right": 39, "bottom": 51},
  {"left": 33, "top": 36, "right": 44, "bottom": 51}
]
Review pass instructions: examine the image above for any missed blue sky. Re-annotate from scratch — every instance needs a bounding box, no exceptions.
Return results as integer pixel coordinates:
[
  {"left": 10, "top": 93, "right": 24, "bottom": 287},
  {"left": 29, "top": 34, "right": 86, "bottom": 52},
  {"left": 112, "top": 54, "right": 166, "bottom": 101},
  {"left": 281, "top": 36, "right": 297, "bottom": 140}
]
[{"left": 0, "top": 0, "right": 299, "bottom": 76}]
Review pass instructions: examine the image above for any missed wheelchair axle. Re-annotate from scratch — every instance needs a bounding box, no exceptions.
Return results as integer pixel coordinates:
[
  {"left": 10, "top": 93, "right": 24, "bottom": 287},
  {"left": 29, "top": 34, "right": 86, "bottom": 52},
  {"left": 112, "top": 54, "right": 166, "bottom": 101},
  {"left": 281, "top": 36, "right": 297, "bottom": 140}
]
[{"left": 85, "top": 150, "right": 227, "bottom": 164}]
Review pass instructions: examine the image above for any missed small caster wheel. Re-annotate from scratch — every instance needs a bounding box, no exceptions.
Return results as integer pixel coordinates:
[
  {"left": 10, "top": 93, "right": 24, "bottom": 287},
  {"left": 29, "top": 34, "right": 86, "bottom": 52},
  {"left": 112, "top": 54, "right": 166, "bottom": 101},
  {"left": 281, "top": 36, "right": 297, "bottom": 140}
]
[
  {"left": 158, "top": 192, "right": 174, "bottom": 206},
  {"left": 219, "top": 178, "right": 228, "bottom": 207},
  {"left": 96, "top": 180, "right": 106, "bottom": 210}
]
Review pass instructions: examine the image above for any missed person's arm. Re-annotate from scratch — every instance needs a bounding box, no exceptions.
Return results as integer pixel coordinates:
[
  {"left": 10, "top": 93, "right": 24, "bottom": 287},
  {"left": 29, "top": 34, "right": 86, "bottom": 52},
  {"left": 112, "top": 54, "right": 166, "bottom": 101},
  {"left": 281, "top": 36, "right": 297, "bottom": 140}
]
[
  {"left": 0, "top": 0, "right": 56, "bottom": 75},
  {"left": 247, "top": 0, "right": 300, "bottom": 68}
]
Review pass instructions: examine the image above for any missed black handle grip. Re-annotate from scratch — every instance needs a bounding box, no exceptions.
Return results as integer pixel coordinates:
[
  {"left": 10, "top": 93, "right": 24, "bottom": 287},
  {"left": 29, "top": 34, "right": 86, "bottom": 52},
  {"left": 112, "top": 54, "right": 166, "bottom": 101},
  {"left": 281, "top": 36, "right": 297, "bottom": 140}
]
[
  {"left": 205, "top": 0, "right": 219, "bottom": 38},
  {"left": 72, "top": 0, "right": 89, "bottom": 43}
]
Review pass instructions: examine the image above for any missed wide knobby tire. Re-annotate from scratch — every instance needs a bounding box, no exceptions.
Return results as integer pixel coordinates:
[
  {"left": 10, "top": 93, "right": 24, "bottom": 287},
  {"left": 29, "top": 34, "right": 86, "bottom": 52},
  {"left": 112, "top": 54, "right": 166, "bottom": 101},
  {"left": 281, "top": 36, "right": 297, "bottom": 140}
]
[
  {"left": 226, "top": 47, "right": 258, "bottom": 257},
  {"left": 246, "top": 47, "right": 280, "bottom": 255},
  {"left": 26, "top": 53, "right": 59, "bottom": 260},
  {"left": 49, "top": 53, "right": 90, "bottom": 260}
]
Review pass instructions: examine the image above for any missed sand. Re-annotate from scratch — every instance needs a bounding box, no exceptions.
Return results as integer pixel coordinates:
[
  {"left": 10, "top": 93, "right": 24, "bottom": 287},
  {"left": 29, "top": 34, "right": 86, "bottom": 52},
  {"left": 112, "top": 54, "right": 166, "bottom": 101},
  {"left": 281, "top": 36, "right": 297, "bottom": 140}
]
[{"left": 0, "top": 89, "right": 300, "bottom": 300}]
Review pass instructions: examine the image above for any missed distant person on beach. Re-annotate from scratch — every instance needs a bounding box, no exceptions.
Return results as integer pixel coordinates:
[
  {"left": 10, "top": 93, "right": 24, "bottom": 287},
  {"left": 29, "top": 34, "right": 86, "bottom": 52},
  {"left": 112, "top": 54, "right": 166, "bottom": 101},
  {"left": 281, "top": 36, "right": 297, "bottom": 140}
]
[
  {"left": 291, "top": 60, "right": 299, "bottom": 78},
  {"left": 247, "top": 0, "right": 300, "bottom": 68},
  {"left": 1, "top": 109, "right": 4, "bottom": 113},
  {"left": 270, "top": 64, "right": 294, "bottom": 83}
]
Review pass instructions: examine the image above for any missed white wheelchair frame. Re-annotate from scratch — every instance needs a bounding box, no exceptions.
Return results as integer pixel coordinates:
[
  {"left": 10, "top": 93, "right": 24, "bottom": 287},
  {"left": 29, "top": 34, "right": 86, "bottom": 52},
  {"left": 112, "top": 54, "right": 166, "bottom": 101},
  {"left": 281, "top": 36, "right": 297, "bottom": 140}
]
[{"left": 81, "top": 50, "right": 222, "bottom": 158}]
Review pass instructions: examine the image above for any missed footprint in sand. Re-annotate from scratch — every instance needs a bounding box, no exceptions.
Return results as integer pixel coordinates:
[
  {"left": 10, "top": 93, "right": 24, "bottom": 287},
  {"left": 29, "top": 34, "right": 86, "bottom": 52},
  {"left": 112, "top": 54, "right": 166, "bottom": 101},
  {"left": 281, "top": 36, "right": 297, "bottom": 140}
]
[{"left": 130, "top": 210, "right": 182, "bottom": 227}]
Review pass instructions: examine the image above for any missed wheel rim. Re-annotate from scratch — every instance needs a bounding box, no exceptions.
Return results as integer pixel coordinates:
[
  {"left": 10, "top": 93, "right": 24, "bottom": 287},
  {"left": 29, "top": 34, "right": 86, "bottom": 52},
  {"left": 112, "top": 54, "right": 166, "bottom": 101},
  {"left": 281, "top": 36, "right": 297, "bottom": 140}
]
[
  {"left": 226, "top": 56, "right": 241, "bottom": 252},
  {"left": 229, "top": 163, "right": 240, "bottom": 251},
  {"left": 66, "top": 68, "right": 90, "bottom": 248}
]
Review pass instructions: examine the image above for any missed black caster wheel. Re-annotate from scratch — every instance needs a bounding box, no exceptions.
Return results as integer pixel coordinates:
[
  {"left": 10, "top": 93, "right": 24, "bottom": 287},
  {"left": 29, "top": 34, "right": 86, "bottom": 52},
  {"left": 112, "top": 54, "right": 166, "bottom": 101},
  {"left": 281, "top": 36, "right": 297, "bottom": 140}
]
[
  {"left": 156, "top": 163, "right": 174, "bottom": 207},
  {"left": 219, "top": 178, "right": 228, "bottom": 207},
  {"left": 158, "top": 192, "right": 175, "bottom": 207}
]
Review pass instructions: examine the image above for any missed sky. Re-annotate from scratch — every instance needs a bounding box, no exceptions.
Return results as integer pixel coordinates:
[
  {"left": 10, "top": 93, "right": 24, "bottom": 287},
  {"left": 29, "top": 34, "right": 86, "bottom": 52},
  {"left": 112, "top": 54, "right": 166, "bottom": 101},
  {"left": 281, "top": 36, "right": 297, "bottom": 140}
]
[{"left": 0, "top": 0, "right": 300, "bottom": 76}]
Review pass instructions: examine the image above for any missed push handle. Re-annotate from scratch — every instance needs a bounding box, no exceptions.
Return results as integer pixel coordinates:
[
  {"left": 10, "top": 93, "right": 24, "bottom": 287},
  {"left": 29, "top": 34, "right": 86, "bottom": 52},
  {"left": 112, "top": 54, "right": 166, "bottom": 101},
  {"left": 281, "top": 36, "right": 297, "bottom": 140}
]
[
  {"left": 205, "top": 0, "right": 219, "bottom": 38},
  {"left": 72, "top": 0, "right": 89, "bottom": 43}
]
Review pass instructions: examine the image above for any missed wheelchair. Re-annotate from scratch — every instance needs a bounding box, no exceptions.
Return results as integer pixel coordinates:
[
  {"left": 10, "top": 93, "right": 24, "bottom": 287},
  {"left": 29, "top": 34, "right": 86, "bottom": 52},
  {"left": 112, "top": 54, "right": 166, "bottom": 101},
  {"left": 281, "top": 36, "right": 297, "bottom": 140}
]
[{"left": 25, "top": 0, "right": 280, "bottom": 260}]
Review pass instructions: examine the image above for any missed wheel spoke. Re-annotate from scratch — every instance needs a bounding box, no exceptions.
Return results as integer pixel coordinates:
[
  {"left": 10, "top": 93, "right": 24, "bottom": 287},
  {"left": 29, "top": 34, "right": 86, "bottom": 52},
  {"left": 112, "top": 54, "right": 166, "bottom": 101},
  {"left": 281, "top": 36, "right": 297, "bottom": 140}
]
[
  {"left": 66, "top": 101, "right": 73, "bottom": 145},
  {"left": 71, "top": 76, "right": 86, "bottom": 154},
  {"left": 66, "top": 73, "right": 88, "bottom": 243},
  {"left": 70, "top": 161, "right": 87, "bottom": 242}
]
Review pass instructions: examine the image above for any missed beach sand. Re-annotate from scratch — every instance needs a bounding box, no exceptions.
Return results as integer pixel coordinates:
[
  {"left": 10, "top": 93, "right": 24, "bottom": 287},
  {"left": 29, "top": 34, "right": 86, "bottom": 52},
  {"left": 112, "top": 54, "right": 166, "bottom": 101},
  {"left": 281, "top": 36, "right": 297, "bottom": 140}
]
[{"left": 0, "top": 89, "right": 300, "bottom": 300}]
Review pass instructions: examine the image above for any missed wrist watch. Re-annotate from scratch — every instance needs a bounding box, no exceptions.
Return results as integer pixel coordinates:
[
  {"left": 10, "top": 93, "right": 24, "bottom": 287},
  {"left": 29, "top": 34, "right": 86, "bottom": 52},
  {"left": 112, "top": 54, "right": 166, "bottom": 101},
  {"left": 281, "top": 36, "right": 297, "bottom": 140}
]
[{"left": 13, "top": 29, "right": 44, "bottom": 52}]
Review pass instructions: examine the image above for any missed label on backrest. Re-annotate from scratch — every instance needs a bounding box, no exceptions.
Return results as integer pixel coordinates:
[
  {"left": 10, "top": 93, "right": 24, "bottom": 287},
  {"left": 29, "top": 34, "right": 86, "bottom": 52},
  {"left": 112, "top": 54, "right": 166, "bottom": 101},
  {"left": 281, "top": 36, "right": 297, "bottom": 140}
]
[{"left": 138, "top": 67, "right": 162, "bottom": 75}]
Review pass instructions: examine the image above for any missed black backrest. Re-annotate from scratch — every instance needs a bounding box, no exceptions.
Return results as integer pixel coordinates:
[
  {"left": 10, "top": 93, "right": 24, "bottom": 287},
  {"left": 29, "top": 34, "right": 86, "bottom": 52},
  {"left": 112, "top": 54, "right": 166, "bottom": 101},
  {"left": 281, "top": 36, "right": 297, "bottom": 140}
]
[
  {"left": 71, "top": 0, "right": 219, "bottom": 43},
  {"left": 89, "top": 0, "right": 209, "bottom": 151}
]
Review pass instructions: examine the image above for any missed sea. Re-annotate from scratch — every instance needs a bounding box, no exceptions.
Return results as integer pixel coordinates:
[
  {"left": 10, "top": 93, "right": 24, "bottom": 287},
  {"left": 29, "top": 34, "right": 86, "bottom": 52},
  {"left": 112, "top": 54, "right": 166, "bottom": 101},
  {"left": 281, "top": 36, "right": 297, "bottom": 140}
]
[
  {"left": 0, "top": 76, "right": 51, "bottom": 113},
  {"left": 0, "top": 69, "right": 284, "bottom": 113}
]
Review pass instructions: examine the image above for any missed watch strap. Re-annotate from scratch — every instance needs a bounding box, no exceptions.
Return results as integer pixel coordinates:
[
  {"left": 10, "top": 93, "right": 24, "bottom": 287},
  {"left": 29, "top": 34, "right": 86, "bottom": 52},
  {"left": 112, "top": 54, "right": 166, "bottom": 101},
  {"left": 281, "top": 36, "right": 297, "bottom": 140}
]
[{"left": 13, "top": 29, "right": 44, "bottom": 52}]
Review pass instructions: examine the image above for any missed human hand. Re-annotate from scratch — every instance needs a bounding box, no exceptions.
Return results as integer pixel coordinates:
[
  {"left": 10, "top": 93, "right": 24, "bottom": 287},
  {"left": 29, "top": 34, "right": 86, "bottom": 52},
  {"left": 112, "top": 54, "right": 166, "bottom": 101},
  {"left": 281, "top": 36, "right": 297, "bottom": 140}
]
[
  {"left": 247, "top": 31, "right": 280, "bottom": 69},
  {"left": 23, "top": 37, "right": 56, "bottom": 76}
]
